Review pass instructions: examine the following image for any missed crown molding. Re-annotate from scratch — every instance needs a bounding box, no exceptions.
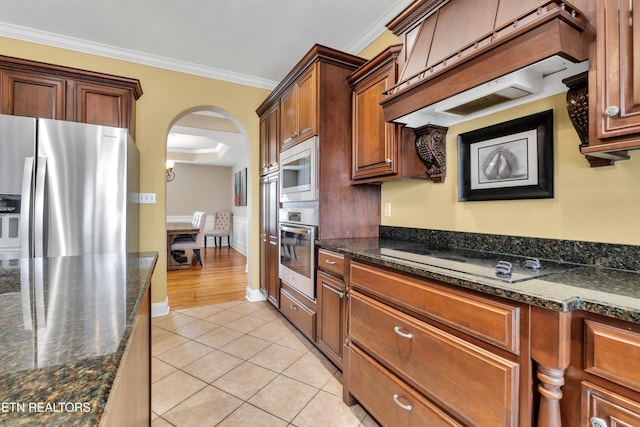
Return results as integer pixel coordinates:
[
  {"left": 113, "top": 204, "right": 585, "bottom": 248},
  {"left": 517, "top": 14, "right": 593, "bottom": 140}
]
[
  {"left": 344, "top": 0, "right": 410, "bottom": 54},
  {"left": 0, "top": 22, "right": 279, "bottom": 90}
]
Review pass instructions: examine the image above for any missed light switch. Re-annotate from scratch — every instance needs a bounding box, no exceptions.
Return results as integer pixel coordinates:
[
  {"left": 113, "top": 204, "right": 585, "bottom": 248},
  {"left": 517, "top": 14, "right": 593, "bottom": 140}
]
[{"left": 384, "top": 203, "right": 392, "bottom": 217}]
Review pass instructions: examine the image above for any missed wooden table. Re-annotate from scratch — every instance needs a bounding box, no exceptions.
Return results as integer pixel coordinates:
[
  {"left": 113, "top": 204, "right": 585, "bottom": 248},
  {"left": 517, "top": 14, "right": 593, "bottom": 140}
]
[{"left": 167, "top": 222, "right": 198, "bottom": 270}]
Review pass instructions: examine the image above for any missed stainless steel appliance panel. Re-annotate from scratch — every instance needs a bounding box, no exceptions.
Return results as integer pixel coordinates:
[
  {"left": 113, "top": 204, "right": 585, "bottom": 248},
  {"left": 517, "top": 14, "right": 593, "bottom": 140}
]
[
  {"left": 37, "top": 119, "right": 139, "bottom": 257},
  {"left": 0, "top": 115, "right": 36, "bottom": 194}
]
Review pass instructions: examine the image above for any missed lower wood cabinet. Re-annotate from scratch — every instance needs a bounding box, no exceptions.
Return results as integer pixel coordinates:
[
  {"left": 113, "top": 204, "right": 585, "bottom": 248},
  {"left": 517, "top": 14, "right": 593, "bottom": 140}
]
[
  {"left": 346, "top": 260, "right": 529, "bottom": 427},
  {"left": 280, "top": 287, "right": 316, "bottom": 342},
  {"left": 99, "top": 284, "right": 150, "bottom": 426},
  {"left": 316, "top": 249, "right": 347, "bottom": 369}
]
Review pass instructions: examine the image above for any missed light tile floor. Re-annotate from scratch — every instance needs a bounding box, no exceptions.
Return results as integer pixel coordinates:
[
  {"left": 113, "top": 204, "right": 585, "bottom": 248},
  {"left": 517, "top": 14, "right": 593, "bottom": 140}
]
[{"left": 152, "top": 300, "right": 380, "bottom": 427}]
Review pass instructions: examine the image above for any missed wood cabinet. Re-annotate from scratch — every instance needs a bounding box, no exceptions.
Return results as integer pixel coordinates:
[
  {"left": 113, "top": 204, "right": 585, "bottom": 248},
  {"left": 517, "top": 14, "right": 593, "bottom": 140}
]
[
  {"left": 316, "top": 249, "right": 347, "bottom": 369},
  {"left": 100, "top": 282, "right": 151, "bottom": 426},
  {"left": 562, "top": 312, "right": 640, "bottom": 426},
  {"left": 346, "top": 260, "right": 531, "bottom": 427},
  {"left": 583, "top": 0, "right": 640, "bottom": 160},
  {"left": 348, "top": 45, "right": 429, "bottom": 183},
  {"left": 280, "top": 65, "right": 317, "bottom": 150},
  {"left": 0, "top": 55, "right": 142, "bottom": 137},
  {"left": 259, "top": 102, "right": 279, "bottom": 176},
  {"left": 259, "top": 172, "right": 279, "bottom": 307},
  {"left": 280, "top": 287, "right": 316, "bottom": 341}
]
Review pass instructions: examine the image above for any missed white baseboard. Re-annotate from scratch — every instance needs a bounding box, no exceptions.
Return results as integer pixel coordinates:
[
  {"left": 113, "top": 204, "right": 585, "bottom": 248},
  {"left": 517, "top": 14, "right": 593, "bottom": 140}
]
[
  {"left": 245, "top": 286, "right": 267, "bottom": 302},
  {"left": 152, "top": 297, "right": 170, "bottom": 317}
]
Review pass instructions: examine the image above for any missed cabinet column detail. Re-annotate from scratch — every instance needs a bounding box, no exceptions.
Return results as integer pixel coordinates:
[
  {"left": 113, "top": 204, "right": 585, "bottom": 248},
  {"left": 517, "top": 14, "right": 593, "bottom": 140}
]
[{"left": 531, "top": 306, "right": 572, "bottom": 427}]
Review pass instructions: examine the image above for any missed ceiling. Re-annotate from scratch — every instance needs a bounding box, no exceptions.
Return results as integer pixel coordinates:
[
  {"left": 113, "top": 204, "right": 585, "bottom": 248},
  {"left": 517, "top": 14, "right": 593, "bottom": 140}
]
[{"left": 0, "top": 0, "right": 414, "bottom": 167}]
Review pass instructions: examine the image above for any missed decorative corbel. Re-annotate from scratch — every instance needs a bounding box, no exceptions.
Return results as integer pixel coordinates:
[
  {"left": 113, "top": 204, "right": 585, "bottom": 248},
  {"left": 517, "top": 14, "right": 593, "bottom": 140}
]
[
  {"left": 563, "top": 72, "right": 613, "bottom": 167},
  {"left": 414, "top": 124, "right": 448, "bottom": 183}
]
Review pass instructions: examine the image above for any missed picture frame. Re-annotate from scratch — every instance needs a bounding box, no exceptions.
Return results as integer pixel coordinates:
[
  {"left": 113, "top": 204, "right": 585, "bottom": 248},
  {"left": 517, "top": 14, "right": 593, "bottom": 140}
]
[
  {"left": 234, "top": 168, "right": 247, "bottom": 206},
  {"left": 457, "top": 109, "right": 554, "bottom": 201}
]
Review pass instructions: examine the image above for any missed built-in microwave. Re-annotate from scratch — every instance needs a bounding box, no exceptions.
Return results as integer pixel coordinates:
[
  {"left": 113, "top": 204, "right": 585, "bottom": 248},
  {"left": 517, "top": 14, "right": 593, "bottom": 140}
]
[{"left": 279, "top": 137, "right": 317, "bottom": 202}]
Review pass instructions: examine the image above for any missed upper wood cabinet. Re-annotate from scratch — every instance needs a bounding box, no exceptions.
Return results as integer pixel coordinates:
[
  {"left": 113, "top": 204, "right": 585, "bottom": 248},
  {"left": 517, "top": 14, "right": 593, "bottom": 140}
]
[
  {"left": 280, "top": 64, "right": 317, "bottom": 150},
  {"left": 0, "top": 55, "right": 142, "bottom": 138},
  {"left": 582, "top": 0, "right": 640, "bottom": 160},
  {"left": 348, "top": 45, "right": 429, "bottom": 183},
  {"left": 259, "top": 102, "right": 280, "bottom": 176}
]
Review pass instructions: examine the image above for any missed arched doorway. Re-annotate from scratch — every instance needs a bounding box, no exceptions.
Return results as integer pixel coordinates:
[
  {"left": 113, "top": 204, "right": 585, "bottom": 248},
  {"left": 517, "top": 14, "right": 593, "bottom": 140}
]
[{"left": 165, "top": 106, "right": 253, "bottom": 308}]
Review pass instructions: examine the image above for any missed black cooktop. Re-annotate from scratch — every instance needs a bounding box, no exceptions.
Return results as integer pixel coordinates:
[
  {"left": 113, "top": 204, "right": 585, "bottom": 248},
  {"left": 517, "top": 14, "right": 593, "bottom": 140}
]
[{"left": 365, "top": 246, "right": 582, "bottom": 283}]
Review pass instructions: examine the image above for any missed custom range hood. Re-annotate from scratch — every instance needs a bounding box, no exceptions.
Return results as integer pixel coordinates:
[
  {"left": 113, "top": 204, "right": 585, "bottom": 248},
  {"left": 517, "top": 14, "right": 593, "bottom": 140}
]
[{"left": 381, "top": 0, "right": 590, "bottom": 128}]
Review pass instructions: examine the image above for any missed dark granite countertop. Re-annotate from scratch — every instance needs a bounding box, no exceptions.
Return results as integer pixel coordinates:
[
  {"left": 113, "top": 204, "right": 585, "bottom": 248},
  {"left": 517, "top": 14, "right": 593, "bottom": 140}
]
[
  {"left": 318, "top": 237, "right": 640, "bottom": 324},
  {"left": 0, "top": 252, "right": 157, "bottom": 426}
]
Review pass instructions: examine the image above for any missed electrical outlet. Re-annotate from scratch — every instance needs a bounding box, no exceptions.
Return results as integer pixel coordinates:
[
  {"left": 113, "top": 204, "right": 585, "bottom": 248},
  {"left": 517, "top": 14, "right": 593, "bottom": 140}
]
[
  {"left": 384, "top": 203, "right": 392, "bottom": 217},
  {"left": 138, "top": 193, "right": 156, "bottom": 204}
]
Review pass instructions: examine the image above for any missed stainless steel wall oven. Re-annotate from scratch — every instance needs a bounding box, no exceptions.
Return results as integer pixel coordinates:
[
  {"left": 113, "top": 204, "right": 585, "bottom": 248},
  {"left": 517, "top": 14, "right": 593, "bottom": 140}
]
[{"left": 278, "top": 207, "right": 317, "bottom": 301}]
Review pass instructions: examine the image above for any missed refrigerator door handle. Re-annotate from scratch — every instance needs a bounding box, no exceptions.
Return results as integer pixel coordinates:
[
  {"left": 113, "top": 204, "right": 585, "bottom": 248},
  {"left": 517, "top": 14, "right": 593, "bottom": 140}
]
[
  {"left": 20, "top": 157, "right": 34, "bottom": 258},
  {"left": 34, "top": 157, "right": 47, "bottom": 258}
]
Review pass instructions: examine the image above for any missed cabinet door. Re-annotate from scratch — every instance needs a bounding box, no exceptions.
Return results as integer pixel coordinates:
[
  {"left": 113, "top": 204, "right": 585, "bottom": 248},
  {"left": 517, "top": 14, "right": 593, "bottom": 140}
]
[
  {"left": 267, "top": 103, "right": 279, "bottom": 170},
  {"left": 295, "top": 66, "right": 317, "bottom": 143},
  {"left": 72, "top": 81, "right": 134, "bottom": 132},
  {"left": 260, "top": 173, "right": 279, "bottom": 307},
  {"left": 259, "top": 112, "right": 270, "bottom": 175},
  {"left": 0, "top": 69, "right": 66, "bottom": 119},
  {"left": 596, "top": 0, "right": 640, "bottom": 140},
  {"left": 316, "top": 271, "right": 345, "bottom": 368},
  {"left": 280, "top": 84, "right": 297, "bottom": 147},
  {"left": 352, "top": 69, "right": 397, "bottom": 179}
]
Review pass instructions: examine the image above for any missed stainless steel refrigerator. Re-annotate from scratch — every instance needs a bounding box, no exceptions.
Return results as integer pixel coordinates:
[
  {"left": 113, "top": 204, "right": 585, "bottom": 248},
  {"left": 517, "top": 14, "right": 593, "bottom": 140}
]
[{"left": 0, "top": 114, "right": 139, "bottom": 262}]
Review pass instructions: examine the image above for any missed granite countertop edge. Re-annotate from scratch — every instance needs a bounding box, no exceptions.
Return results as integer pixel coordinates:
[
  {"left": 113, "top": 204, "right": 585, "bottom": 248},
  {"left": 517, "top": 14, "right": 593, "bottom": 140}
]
[
  {"left": 317, "top": 239, "right": 640, "bottom": 324},
  {"left": 0, "top": 251, "right": 158, "bottom": 425}
]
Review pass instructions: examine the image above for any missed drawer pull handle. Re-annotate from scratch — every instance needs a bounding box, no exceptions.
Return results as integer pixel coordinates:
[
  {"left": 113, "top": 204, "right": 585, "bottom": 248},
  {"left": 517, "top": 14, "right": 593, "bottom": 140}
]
[
  {"left": 393, "top": 326, "right": 413, "bottom": 340},
  {"left": 392, "top": 394, "right": 413, "bottom": 411},
  {"left": 590, "top": 417, "right": 608, "bottom": 427},
  {"left": 324, "top": 259, "right": 336, "bottom": 265},
  {"left": 290, "top": 305, "right": 297, "bottom": 310}
]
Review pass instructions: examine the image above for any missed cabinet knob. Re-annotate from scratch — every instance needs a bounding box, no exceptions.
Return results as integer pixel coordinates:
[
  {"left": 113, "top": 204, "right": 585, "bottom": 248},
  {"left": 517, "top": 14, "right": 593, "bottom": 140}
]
[
  {"left": 392, "top": 394, "right": 413, "bottom": 411},
  {"left": 393, "top": 326, "right": 414, "bottom": 340},
  {"left": 590, "top": 417, "right": 608, "bottom": 427},
  {"left": 604, "top": 106, "right": 620, "bottom": 117},
  {"left": 385, "top": 158, "right": 392, "bottom": 164}
]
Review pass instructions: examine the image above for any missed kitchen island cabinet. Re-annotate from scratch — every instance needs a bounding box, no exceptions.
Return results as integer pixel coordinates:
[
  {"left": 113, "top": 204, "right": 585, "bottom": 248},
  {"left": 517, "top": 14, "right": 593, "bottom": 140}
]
[
  {"left": 0, "top": 252, "right": 156, "bottom": 426},
  {"left": 318, "top": 235, "right": 640, "bottom": 426}
]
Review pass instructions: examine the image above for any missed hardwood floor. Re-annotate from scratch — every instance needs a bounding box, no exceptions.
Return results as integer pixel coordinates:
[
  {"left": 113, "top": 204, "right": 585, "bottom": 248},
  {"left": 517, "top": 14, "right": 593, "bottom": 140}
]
[{"left": 167, "top": 247, "right": 248, "bottom": 310}]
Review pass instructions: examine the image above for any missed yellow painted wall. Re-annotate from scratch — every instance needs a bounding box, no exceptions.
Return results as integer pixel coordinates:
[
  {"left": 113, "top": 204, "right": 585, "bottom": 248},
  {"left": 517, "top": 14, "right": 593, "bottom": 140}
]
[
  {"left": 1, "top": 36, "right": 271, "bottom": 304},
  {"left": 381, "top": 94, "right": 640, "bottom": 245}
]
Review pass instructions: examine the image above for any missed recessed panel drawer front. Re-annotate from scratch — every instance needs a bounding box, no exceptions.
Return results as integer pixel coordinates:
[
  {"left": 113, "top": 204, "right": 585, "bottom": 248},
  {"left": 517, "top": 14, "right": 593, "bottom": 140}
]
[
  {"left": 280, "top": 289, "right": 316, "bottom": 341},
  {"left": 585, "top": 320, "right": 640, "bottom": 392},
  {"left": 582, "top": 381, "right": 640, "bottom": 426},
  {"left": 349, "top": 344, "right": 463, "bottom": 427},
  {"left": 350, "top": 291, "right": 519, "bottom": 427},
  {"left": 350, "top": 261, "right": 520, "bottom": 354},
  {"left": 317, "top": 249, "right": 345, "bottom": 277}
]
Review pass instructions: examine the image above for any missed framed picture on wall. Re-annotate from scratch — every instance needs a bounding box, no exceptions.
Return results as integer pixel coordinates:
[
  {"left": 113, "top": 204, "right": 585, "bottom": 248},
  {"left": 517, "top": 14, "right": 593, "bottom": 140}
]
[
  {"left": 234, "top": 168, "right": 247, "bottom": 206},
  {"left": 458, "top": 109, "right": 554, "bottom": 201}
]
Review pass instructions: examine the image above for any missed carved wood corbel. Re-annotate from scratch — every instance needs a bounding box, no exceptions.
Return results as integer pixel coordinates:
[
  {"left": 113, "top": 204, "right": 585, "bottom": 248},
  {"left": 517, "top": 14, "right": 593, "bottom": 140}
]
[
  {"left": 413, "top": 124, "right": 448, "bottom": 183},
  {"left": 563, "top": 72, "right": 614, "bottom": 167}
]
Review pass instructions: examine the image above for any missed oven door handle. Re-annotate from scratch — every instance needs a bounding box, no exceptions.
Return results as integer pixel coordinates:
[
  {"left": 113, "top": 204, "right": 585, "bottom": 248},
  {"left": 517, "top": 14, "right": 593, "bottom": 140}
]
[{"left": 280, "top": 225, "right": 311, "bottom": 235}]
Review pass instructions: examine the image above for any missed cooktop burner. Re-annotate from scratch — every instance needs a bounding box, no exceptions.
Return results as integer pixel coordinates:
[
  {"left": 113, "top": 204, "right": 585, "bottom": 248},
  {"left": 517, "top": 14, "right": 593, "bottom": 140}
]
[{"left": 366, "top": 246, "right": 581, "bottom": 283}]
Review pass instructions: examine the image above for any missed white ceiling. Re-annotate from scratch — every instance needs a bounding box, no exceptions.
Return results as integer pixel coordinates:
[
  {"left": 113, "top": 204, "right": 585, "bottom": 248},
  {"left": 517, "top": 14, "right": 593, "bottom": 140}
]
[{"left": 0, "top": 0, "right": 413, "bottom": 166}]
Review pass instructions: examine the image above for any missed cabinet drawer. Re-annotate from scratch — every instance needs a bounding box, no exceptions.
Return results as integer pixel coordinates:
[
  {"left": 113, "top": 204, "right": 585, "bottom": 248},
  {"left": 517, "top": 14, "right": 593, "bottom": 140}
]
[
  {"left": 582, "top": 381, "right": 640, "bottom": 426},
  {"left": 350, "top": 261, "right": 520, "bottom": 354},
  {"left": 280, "top": 289, "right": 316, "bottom": 341},
  {"left": 585, "top": 320, "right": 640, "bottom": 392},
  {"left": 350, "top": 291, "right": 519, "bottom": 427},
  {"left": 318, "top": 249, "right": 345, "bottom": 277},
  {"left": 349, "top": 344, "right": 462, "bottom": 427}
]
